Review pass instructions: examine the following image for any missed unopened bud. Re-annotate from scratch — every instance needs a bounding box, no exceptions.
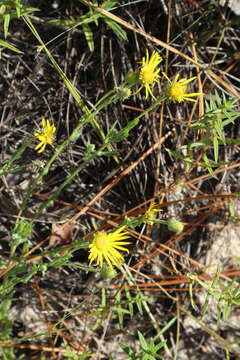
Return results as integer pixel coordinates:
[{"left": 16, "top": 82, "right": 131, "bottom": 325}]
[
  {"left": 125, "top": 71, "right": 140, "bottom": 85},
  {"left": 101, "top": 266, "right": 118, "bottom": 279},
  {"left": 115, "top": 86, "right": 132, "bottom": 100},
  {"left": 167, "top": 219, "right": 184, "bottom": 233}
]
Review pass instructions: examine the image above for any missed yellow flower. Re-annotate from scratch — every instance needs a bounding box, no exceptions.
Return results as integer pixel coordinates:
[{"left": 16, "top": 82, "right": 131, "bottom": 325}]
[
  {"left": 138, "top": 50, "right": 162, "bottom": 99},
  {"left": 142, "top": 202, "right": 161, "bottom": 226},
  {"left": 88, "top": 226, "right": 131, "bottom": 268},
  {"left": 163, "top": 72, "right": 203, "bottom": 102},
  {"left": 34, "top": 118, "right": 56, "bottom": 153}
]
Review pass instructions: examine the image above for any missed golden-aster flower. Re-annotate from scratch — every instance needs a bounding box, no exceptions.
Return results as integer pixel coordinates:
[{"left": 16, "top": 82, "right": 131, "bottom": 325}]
[
  {"left": 138, "top": 50, "right": 162, "bottom": 100},
  {"left": 88, "top": 226, "right": 131, "bottom": 268},
  {"left": 34, "top": 117, "right": 56, "bottom": 153},
  {"left": 163, "top": 72, "right": 203, "bottom": 102},
  {"left": 142, "top": 202, "right": 161, "bottom": 226}
]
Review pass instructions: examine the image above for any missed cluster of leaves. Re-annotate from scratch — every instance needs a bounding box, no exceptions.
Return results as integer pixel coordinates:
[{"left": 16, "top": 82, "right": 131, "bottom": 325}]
[
  {"left": 168, "top": 91, "right": 240, "bottom": 177},
  {"left": 189, "top": 269, "right": 240, "bottom": 322},
  {"left": 0, "top": 0, "right": 38, "bottom": 38},
  {"left": 0, "top": 0, "right": 38, "bottom": 52},
  {"left": 120, "top": 331, "right": 165, "bottom": 360}
]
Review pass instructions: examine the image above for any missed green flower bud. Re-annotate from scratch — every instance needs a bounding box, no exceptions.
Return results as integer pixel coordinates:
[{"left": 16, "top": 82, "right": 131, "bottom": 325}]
[
  {"left": 101, "top": 266, "right": 118, "bottom": 279},
  {"left": 125, "top": 71, "right": 140, "bottom": 85},
  {"left": 115, "top": 86, "right": 132, "bottom": 100},
  {"left": 167, "top": 219, "right": 184, "bottom": 233}
]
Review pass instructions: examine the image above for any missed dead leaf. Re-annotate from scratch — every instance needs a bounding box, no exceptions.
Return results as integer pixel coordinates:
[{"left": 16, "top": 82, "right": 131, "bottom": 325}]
[{"left": 48, "top": 222, "right": 74, "bottom": 248}]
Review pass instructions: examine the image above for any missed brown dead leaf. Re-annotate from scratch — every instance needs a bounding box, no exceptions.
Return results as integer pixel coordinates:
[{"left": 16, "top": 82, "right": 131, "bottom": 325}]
[{"left": 48, "top": 222, "right": 74, "bottom": 248}]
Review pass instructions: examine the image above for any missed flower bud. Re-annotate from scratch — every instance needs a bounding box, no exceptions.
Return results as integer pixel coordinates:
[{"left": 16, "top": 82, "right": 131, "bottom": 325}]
[
  {"left": 167, "top": 219, "right": 184, "bottom": 233},
  {"left": 115, "top": 86, "right": 132, "bottom": 100},
  {"left": 101, "top": 266, "right": 118, "bottom": 279},
  {"left": 125, "top": 71, "right": 140, "bottom": 85}
]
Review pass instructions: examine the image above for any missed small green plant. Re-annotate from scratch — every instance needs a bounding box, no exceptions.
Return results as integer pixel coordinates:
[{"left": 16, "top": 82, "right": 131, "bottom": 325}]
[
  {"left": 120, "top": 330, "right": 165, "bottom": 360},
  {"left": 92, "top": 280, "right": 149, "bottom": 330},
  {"left": 0, "top": 0, "right": 38, "bottom": 38},
  {"left": 190, "top": 91, "right": 239, "bottom": 161},
  {"left": 0, "top": 0, "right": 37, "bottom": 54},
  {"left": 188, "top": 270, "right": 240, "bottom": 322},
  {"left": 167, "top": 91, "right": 239, "bottom": 177},
  {"left": 63, "top": 346, "right": 92, "bottom": 359}
]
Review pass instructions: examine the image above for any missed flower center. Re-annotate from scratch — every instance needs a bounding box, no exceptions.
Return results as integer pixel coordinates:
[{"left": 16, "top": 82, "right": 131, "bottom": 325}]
[
  {"left": 45, "top": 133, "right": 54, "bottom": 143},
  {"left": 94, "top": 233, "right": 108, "bottom": 250},
  {"left": 169, "top": 83, "right": 186, "bottom": 101},
  {"left": 140, "top": 66, "right": 155, "bottom": 83}
]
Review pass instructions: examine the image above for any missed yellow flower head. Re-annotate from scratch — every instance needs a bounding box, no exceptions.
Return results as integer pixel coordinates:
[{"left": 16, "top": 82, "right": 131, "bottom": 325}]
[
  {"left": 88, "top": 226, "right": 131, "bottom": 268},
  {"left": 163, "top": 72, "right": 203, "bottom": 103},
  {"left": 138, "top": 50, "right": 162, "bottom": 100},
  {"left": 34, "top": 117, "right": 56, "bottom": 153},
  {"left": 142, "top": 202, "right": 161, "bottom": 226}
]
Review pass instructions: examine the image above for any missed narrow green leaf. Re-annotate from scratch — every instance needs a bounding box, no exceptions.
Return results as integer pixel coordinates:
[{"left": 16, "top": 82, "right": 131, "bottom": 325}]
[
  {"left": 125, "top": 286, "right": 133, "bottom": 318},
  {"left": 110, "top": 117, "right": 140, "bottom": 142},
  {"left": 215, "top": 115, "right": 225, "bottom": 143},
  {"left": 202, "top": 153, "right": 218, "bottom": 179},
  {"left": 213, "top": 136, "right": 219, "bottom": 163},
  {"left": 0, "top": 139, "right": 30, "bottom": 176},
  {"left": 138, "top": 330, "right": 148, "bottom": 348},
  {"left": 154, "top": 316, "right": 177, "bottom": 338},
  {"left": 23, "top": 15, "right": 88, "bottom": 112},
  {"left": 166, "top": 148, "right": 193, "bottom": 163},
  {"left": 3, "top": 13, "right": 10, "bottom": 38},
  {"left": 18, "top": 7, "right": 40, "bottom": 17},
  {"left": 0, "top": 39, "right": 23, "bottom": 53},
  {"left": 10, "top": 220, "right": 33, "bottom": 256},
  {"left": 102, "top": 0, "right": 118, "bottom": 9},
  {"left": 189, "top": 140, "right": 208, "bottom": 148},
  {"left": 104, "top": 18, "right": 128, "bottom": 41},
  {"left": 82, "top": 23, "right": 94, "bottom": 52}
]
